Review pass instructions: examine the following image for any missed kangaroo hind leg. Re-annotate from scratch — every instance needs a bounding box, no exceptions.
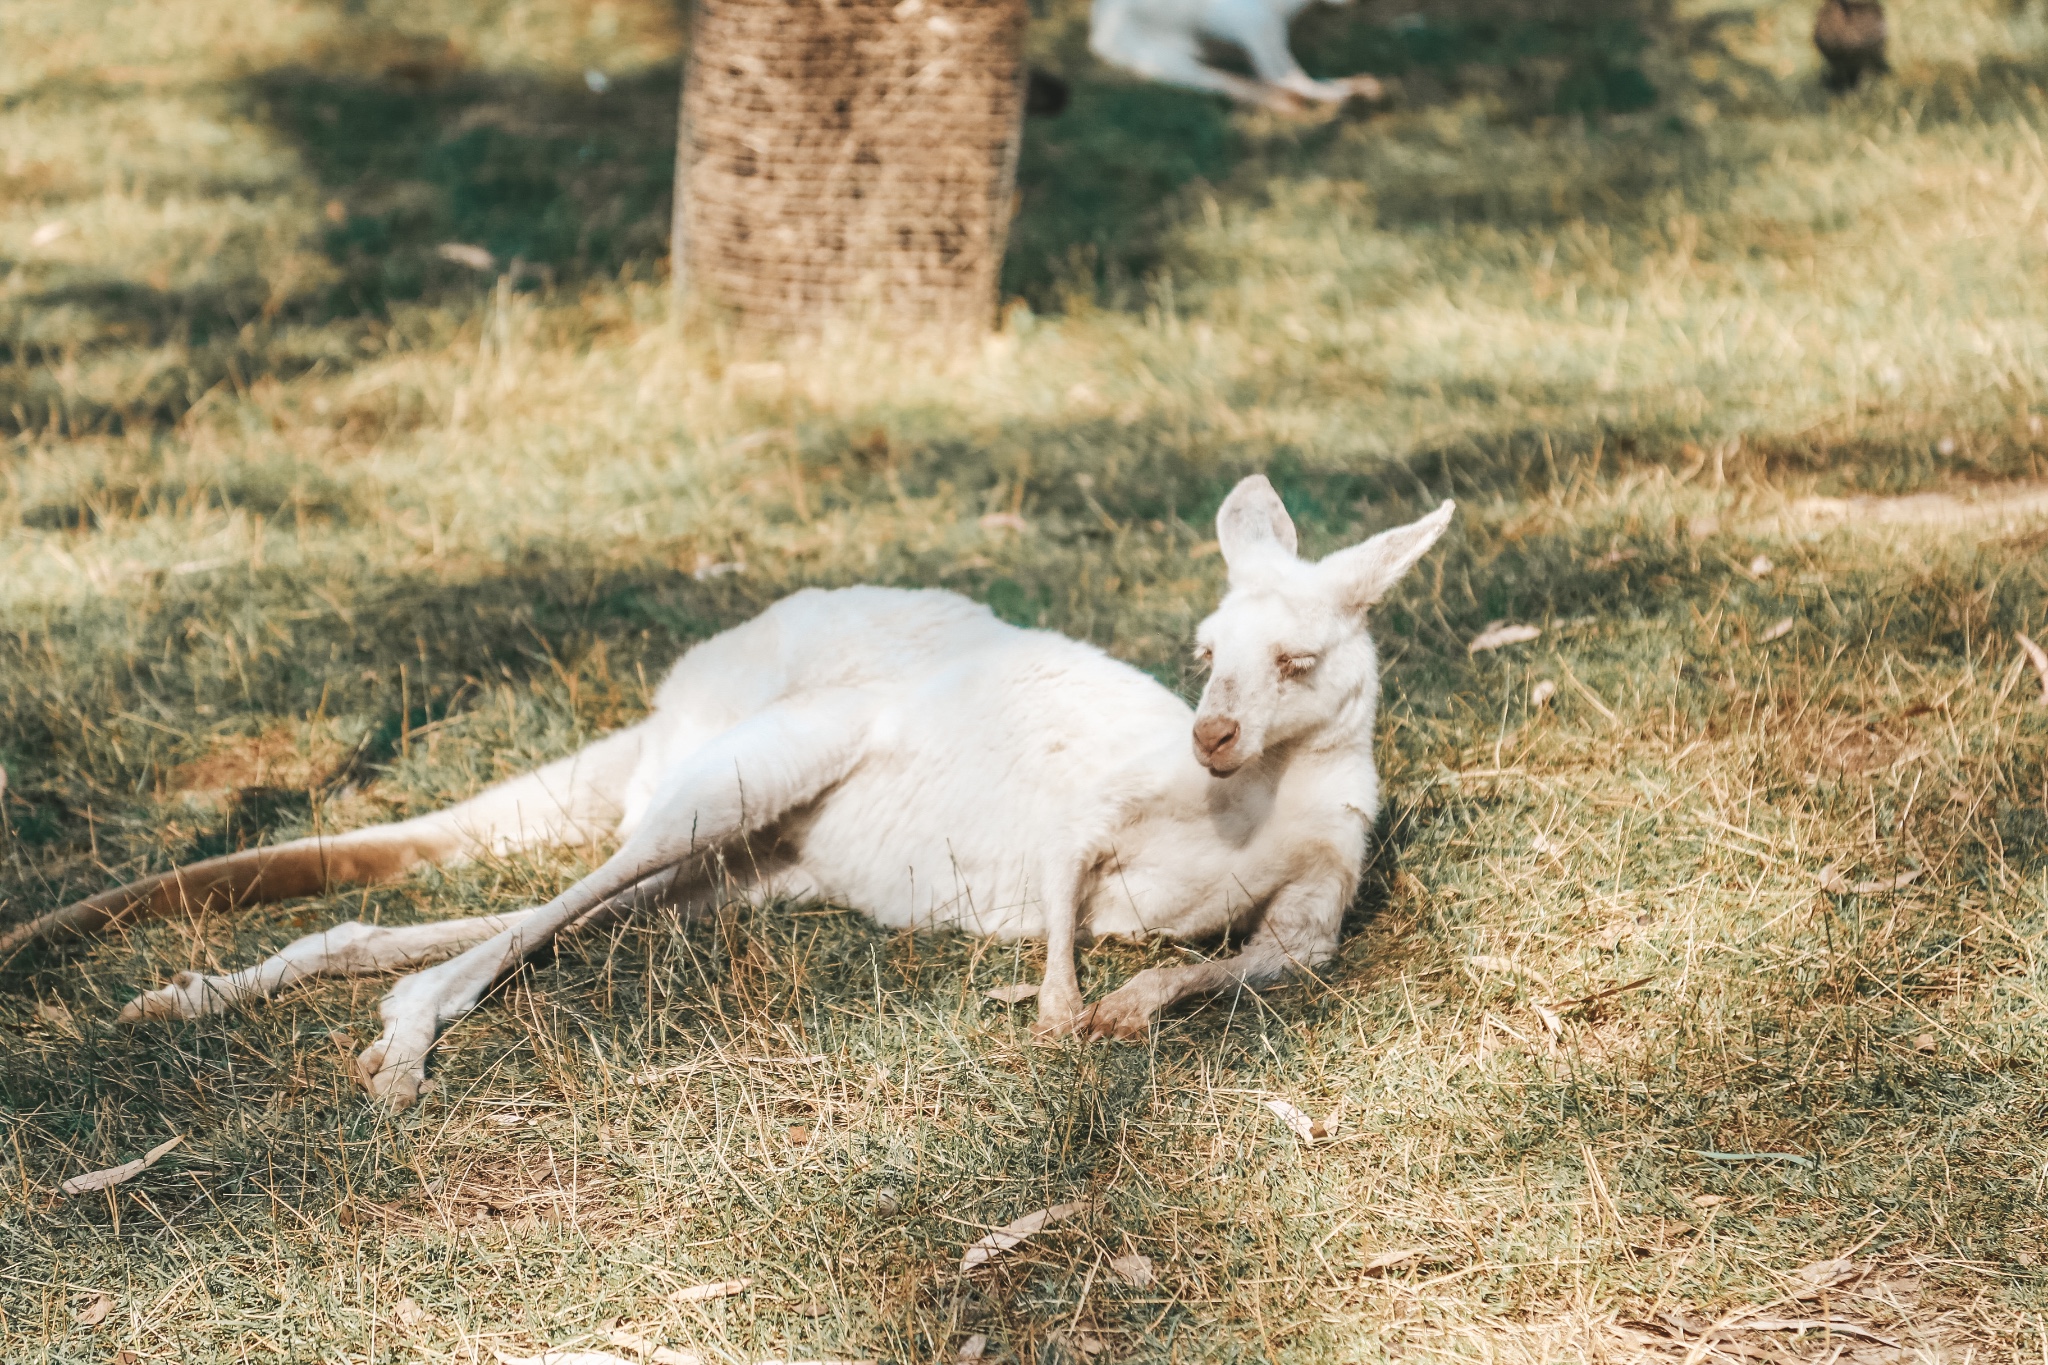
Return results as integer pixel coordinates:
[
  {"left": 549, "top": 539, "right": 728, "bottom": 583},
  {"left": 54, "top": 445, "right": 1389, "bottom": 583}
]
[
  {"left": 117, "top": 910, "right": 538, "bottom": 1022},
  {"left": 355, "top": 693, "right": 871, "bottom": 1110}
]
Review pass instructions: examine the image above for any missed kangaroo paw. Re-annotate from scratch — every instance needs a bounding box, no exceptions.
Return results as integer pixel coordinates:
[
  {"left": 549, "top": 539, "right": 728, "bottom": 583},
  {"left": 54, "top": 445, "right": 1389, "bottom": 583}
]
[
  {"left": 355, "top": 970, "right": 453, "bottom": 1110},
  {"left": 1080, "top": 969, "right": 1178, "bottom": 1042},
  {"left": 118, "top": 970, "right": 239, "bottom": 1022},
  {"left": 355, "top": 1022, "right": 435, "bottom": 1111}
]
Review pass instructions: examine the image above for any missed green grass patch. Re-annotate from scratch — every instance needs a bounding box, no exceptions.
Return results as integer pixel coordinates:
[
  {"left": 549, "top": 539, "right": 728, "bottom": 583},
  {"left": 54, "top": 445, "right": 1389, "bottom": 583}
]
[{"left": 5, "top": 0, "right": 2048, "bottom": 1360}]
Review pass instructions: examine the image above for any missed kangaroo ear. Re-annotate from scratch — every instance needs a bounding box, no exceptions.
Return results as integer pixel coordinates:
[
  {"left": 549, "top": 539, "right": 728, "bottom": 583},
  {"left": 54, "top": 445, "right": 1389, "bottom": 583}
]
[
  {"left": 1319, "top": 500, "right": 1455, "bottom": 613},
  {"left": 1215, "top": 475, "right": 1298, "bottom": 575}
]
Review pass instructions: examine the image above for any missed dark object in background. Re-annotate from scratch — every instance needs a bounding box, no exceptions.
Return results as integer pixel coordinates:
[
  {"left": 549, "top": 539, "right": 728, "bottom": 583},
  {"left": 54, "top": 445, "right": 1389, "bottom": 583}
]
[
  {"left": 1814, "top": 0, "right": 1888, "bottom": 92},
  {"left": 1026, "top": 67, "right": 1069, "bottom": 117}
]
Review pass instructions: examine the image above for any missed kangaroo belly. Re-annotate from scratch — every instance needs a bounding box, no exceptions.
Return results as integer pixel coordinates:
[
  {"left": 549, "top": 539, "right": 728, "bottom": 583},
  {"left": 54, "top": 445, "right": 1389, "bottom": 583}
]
[{"left": 784, "top": 635, "right": 1191, "bottom": 938}]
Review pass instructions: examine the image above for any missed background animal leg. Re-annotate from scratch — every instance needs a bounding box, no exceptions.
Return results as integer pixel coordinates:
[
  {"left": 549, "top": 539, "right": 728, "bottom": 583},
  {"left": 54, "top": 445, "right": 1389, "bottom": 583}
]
[
  {"left": 354, "top": 693, "right": 870, "bottom": 1109},
  {"left": 1228, "top": 11, "right": 1376, "bottom": 103},
  {"left": 1088, "top": 22, "right": 1299, "bottom": 109}
]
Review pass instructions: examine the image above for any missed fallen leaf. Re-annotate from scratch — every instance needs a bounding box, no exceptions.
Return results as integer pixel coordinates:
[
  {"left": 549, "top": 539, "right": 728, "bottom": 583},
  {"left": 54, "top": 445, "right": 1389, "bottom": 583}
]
[
  {"left": 1691, "top": 1194, "right": 1728, "bottom": 1208},
  {"left": 1263, "top": 1099, "right": 1316, "bottom": 1144},
  {"left": 1748, "top": 554, "right": 1775, "bottom": 577},
  {"left": 1466, "top": 955, "right": 1551, "bottom": 989},
  {"left": 62, "top": 1134, "right": 184, "bottom": 1195},
  {"left": 492, "top": 1351, "right": 638, "bottom": 1365},
  {"left": 977, "top": 512, "right": 1028, "bottom": 533},
  {"left": 113, "top": 1351, "right": 139, "bottom": 1365},
  {"left": 1689, "top": 1149, "right": 1814, "bottom": 1169},
  {"left": 437, "top": 242, "right": 496, "bottom": 271},
  {"left": 1821, "top": 864, "right": 1921, "bottom": 895},
  {"left": 1793, "top": 1257, "right": 1859, "bottom": 1288},
  {"left": 1686, "top": 512, "right": 1721, "bottom": 540},
  {"left": 786, "top": 1126, "right": 811, "bottom": 1147},
  {"left": 1107, "top": 1253, "right": 1154, "bottom": 1288},
  {"left": 788, "top": 1297, "right": 830, "bottom": 1317},
  {"left": 1309, "top": 1098, "right": 1345, "bottom": 1141},
  {"left": 956, "top": 1335, "right": 988, "bottom": 1362},
  {"left": 1529, "top": 679, "right": 1557, "bottom": 707},
  {"left": 666, "top": 1277, "right": 751, "bottom": 1304},
  {"left": 30, "top": 220, "right": 70, "bottom": 247},
  {"left": 983, "top": 983, "right": 1039, "bottom": 1004},
  {"left": 1757, "top": 616, "right": 1796, "bottom": 644},
  {"left": 1594, "top": 547, "right": 1640, "bottom": 567},
  {"left": 691, "top": 557, "right": 745, "bottom": 581},
  {"left": 1530, "top": 1002, "right": 1564, "bottom": 1037},
  {"left": 606, "top": 1328, "right": 701, "bottom": 1365},
  {"left": 1531, "top": 833, "right": 1564, "bottom": 858},
  {"left": 1392, "top": 871, "right": 1426, "bottom": 901},
  {"left": 1733, "top": 1318, "right": 1897, "bottom": 1347},
  {"left": 392, "top": 1296, "right": 428, "bottom": 1329},
  {"left": 73, "top": 1292, "right": 114, "bottom": 1326},
  {"left": 33, "top": 1000, "right": 76, "bottom": 1034},
  {"left": 1468, "top": 622, "right": 1541, "bottom": 655},
  {"left": 1360, "top": 1247, "right": 1426, "bottom": 1274},
  {"left": 2018, "top": 634, "right": 2048, "bottom": 705},
  {"left": 1072, "top": 1334, "right": 1106, "bottom": 1356},
  {"left": 1914, "top": 1033, "right": 1936, "bottom": 1054},
  {"left": 959, "top": 1200, "right": 1091, "bottom": 1271}
]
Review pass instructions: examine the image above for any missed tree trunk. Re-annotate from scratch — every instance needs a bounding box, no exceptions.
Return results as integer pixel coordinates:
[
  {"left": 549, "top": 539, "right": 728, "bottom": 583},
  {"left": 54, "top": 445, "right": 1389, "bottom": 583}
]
[{"left": 670, "top": 0, "right": 1030, "bottom": 337}]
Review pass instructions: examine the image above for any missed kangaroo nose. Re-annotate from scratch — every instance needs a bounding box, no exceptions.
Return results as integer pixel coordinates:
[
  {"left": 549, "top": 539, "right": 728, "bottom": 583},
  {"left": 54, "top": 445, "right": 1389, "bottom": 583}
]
[{"left": 1192, "top": 716, "right": 1240, "bottom": 768}]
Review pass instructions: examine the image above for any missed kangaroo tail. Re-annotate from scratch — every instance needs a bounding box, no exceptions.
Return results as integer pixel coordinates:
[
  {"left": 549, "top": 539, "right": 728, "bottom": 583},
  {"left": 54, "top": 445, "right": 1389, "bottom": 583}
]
[
  {"left": 0, "top": 824, "right": 459, "bottom": 960},
  {"left": 0, "top": 722, "right": 650, "bottom": 961}
]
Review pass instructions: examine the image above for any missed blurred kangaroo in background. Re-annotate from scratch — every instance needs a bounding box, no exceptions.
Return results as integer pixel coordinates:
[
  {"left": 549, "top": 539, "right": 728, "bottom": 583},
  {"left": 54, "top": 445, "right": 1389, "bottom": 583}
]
[
  {"left": 1089, "top": 0, "right": 1384, "bottom": 110},
  {"left": 4, "top": 477, "right": 1453, "bottom": 1111}
]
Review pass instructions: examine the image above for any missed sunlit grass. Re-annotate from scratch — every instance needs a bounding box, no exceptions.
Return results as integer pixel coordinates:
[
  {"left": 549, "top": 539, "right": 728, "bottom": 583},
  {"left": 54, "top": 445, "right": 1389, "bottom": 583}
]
[{"left": 4, "top": 0, "right": 2048, "bottom": 1361}]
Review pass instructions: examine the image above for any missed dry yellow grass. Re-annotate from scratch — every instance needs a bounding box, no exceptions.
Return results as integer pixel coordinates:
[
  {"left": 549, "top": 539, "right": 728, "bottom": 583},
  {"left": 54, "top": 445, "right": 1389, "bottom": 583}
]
[{"left": 4, "top": 0, "right": 2048, "bottom": 1361}]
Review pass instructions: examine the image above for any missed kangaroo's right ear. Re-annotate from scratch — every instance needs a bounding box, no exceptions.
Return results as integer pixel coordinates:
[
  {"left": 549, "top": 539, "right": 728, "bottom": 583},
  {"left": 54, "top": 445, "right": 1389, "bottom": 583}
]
[
  {"left": 1216, "top": 475, "right": 1299, "bottom": 577},
  {"left": 1318, "top": 500, "right": 1456, "bottom": 614}
]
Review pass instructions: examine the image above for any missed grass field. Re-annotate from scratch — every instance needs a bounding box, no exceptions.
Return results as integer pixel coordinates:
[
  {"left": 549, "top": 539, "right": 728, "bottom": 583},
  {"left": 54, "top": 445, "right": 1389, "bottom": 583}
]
[{"left": 6, "top": 0, "right": 2048, "bottom": 1360}]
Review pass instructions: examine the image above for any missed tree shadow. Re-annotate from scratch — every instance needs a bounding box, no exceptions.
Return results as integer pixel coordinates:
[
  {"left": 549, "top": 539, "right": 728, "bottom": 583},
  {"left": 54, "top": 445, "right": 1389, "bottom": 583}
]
[
  {"left": 247, "top": 55, "right": 678, "bottom": 306},
  {"left": 0, "top": 19, "right": 680, "bottom": 438}
]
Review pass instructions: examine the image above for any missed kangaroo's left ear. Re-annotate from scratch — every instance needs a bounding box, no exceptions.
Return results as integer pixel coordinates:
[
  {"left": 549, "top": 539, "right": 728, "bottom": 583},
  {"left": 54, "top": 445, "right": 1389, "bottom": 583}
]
[
  {"left": 1318, "top": 500, "right": 1456, "bottom": 613},
  {"left": 1215, "top": 474, "right": 1299, "bottom": 576}
]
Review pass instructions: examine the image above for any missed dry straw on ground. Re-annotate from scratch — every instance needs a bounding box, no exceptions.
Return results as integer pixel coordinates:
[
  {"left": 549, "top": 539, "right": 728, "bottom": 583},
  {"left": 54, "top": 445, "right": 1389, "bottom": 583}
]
[{"left": 5, "top": 0, "right": 2048, "bottom": 1361}]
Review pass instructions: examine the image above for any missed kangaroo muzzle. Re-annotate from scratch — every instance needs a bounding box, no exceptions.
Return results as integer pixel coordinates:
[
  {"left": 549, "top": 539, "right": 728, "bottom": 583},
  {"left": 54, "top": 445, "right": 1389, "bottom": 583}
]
[{"left": 1192, "top": 715, "right": 1243, "bottom": 774}]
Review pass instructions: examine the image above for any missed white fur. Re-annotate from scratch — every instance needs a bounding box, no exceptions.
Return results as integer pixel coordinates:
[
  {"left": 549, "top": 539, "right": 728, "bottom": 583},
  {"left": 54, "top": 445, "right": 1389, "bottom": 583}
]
[
  {"left": 1089, "top": 0, "right": 1383, "bottom": 110},
  {"left": 119, "top": 477, "right": 1454, "bottom": 1109}
]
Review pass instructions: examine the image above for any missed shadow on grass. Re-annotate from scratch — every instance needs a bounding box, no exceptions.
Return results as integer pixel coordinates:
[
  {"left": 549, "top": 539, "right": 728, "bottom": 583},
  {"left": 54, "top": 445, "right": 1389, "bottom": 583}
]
[
  {"left": 0, "top": 26, "right": 678, "bottom": 437},
  {"left": 1004, "top": 0, "right": 1800, "bottom": 305}
]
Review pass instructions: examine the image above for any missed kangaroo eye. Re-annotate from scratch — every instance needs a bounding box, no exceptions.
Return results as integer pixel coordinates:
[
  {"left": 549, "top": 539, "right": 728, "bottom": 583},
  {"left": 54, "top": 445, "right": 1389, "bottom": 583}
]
[
  {"left": 1195, "top": 644, "right": 1214, "bottom": 666},
  {"left": 1278, "top": 653, "right": 1318, "bottom": 680}
]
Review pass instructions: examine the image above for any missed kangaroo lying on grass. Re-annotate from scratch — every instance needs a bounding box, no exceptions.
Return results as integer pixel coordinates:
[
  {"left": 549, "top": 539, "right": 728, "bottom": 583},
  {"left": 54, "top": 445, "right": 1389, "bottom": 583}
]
[
  {"left": 1, "top": 477, "right": 1453, "bottom": 1110},
  {"left": 1089, "top": 0, "right": 1384, "bottom": 111}
]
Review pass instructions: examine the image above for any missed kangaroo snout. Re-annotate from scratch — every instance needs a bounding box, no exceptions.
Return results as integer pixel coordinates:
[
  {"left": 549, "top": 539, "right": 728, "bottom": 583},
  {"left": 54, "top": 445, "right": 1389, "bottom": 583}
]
[{"left": 1192, "top": 715, "right": 1242, "bottom": 773}]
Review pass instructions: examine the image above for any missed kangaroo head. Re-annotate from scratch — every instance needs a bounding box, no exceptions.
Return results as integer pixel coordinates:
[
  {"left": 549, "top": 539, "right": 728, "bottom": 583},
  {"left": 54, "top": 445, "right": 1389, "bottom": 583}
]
[{"left": 1190, "top": 476, "right": 1455, "bottom": 777}]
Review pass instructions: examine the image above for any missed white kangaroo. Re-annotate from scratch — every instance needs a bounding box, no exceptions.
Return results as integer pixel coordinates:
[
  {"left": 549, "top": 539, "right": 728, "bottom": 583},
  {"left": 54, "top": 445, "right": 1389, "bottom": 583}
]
[
  {"left": 1089, "top": 0, "right": 1384, "bottom": 111},
  {"left": 1, "top": 478, "right": 1453, "bottom": 1111}
]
